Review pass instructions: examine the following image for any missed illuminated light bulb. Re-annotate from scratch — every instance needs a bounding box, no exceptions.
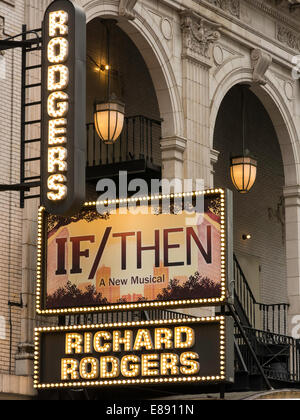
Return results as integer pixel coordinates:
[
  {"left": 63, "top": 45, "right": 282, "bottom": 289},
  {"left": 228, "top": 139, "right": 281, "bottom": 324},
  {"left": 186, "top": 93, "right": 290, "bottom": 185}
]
[
  {"left": 48, "top": 37, "right": 69, "bottom": 63},
  {"left": 141, "top": 354, "right": 159, "bottom": 377},
  {"left": 113, "top": 330, "right": 133, "bottom": 352},
  {"left": 94, "top": 331, "right": 112, "bottom": 353},
  {"left": 48, "top": 118, "right": 67, "bottom": 145},
  {"left": 61, "top": 359, "right": 79, "bottom": 381},
  {"left": 100, "top": 356, "right": 120, "bottom": 379},
  {"left": 65, "top": 333, "right": 83, "bottom": 354},
  {"left": 120, "top": 355, "right": 140, "bottom": 378},
  {"left": 49, "top": 11, "right": 68, "bottom": 37},
  {"left": 47, "top": 174, "right": 67, "bottom": 201},
  {"left": 80, "top": 358, "right": 99, "bottom": 380},
  {"left": 180, "top": 352, "right": 200, "bottom": 375},
  {"left": 48, "top": 64, "right": 69, "bottom": 91},
  {"left": 160, "top": 354, "right": 179, "bottom": 376},
  {"left": 48, "top": 146, "right": 68, "bottom": 173},
  {"left": 154, "top": 328, "right": 173, "bottom": 350},
  {"left": 48, "top": 93, "right": 69, "bottom": 119},
  {"left": 84, "top": 333, "right": 93, "bottom": 354},
  {"left": 133, "top": 329, "right": 153, "bottom": 351},
  {"left": 174, "top": 326, "right": 195, "bottom": 349}
]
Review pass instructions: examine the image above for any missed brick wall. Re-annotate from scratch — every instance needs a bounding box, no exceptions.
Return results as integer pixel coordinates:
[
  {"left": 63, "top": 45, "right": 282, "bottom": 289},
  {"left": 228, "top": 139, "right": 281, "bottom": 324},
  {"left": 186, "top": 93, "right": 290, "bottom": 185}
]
[
  {"left": 0, "top": 0, "right": 25, "bottom": 373},
  {"left": 214, "top": 85, "right": 287, "bottom": 305}
]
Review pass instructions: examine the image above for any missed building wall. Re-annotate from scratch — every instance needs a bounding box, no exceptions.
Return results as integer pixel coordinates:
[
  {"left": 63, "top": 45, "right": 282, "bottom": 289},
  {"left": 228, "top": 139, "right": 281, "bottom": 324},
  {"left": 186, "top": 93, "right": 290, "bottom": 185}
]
[{"left": 0, "top": 0, "right": 24, "bottom": 375}]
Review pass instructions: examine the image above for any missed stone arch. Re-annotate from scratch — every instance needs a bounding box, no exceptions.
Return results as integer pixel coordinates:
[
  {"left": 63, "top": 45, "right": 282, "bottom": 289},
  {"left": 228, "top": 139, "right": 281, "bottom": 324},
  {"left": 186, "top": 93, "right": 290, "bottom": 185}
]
[
  {"left": 210, "top": 63, "right": 299, "bottom": 187},
  {"left": 211, "top": 60, "right": 300, "bottom": 334},
  {"left": 77, "top": 0, "right": 184, "bottom": 139}
]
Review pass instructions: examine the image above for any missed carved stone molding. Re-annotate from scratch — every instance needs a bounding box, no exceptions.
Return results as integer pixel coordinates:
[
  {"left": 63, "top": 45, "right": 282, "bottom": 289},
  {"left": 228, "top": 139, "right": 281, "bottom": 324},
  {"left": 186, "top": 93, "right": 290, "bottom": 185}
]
[
  {"left": 251, "top": 49, "right": 272, "bottom": 85},
  {"left": 277, "top": 24, "right": 300, "bottom": 52},
  {"left": 119, "top": 0, "right": 138, "bottom": 20},
  {"left": 193, "top": 0, "right": 240, "bottom": 18},
  {"left": 180, "top": 10, "right": 221, "bottom": 64},
  {"left": 206, "top": 0, "right": 240, "bottom": 17}
]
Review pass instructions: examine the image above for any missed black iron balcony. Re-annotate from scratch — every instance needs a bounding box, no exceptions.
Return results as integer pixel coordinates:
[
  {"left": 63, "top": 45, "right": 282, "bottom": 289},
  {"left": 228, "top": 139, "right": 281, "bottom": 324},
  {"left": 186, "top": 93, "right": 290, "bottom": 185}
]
[{"left": 86, "top": 115, "right": 162, "bottom": 181}]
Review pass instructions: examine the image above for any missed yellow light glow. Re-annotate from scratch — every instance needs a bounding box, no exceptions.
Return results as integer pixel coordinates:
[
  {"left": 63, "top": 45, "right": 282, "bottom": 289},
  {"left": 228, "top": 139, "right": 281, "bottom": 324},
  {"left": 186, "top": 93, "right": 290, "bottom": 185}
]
[
  {"left": 80, "top": 358, "right": 99, "bottom": 380},
  {"left": 141, "top": 354, "right": 159, "bottom": 377},
  {"left": 49, "top": 11, "right": 68, "bottom": 37},
  {"left": 48, "top": 37, "right": 69, "bottom": 63},
  {"left": 48, "top": 92, "right": 69, "bottom": 119},
  {"left": 48, "top": 64, "right": 69, "bottom": 91},
  {"left": 65, "top": 333, "right": 83, "bottom": 354},
  {"left": 154, "top": 328, "right": 173, "bottom": 350},
  {"left": 47, "top": 174, "right": 67, "bottom": 201},
  {"left": 120, "top": 355, "right": 140, "bottom": 378},
  {"left": 48, "top": 146, "right": 68, "bottom": 173},
  {"left": 61, "top": 359, "right": 79, "bottom": 381},
  {"left": 48, "top": 118, "right": 67, "bottom": 144},
  {"left": 94, "top": 331, "right": 112, "bottom": 353},
  {"left": 230, "top": 156, "right": 257, "bottom": 194},
  {"left": 160, "top": 354, "right": 179, "bottom": 376},
  {"left": 174, "top": 327, "right": 195, "bottom": 349},
  {"left": 180, "top": 352, "right": 200, "bottom": 375},
  {"left": 100, "top": 357, "right": 120, "bottom": 379},
  {"left": 94, "top": 101, "right": 125, "bottom": 144}
]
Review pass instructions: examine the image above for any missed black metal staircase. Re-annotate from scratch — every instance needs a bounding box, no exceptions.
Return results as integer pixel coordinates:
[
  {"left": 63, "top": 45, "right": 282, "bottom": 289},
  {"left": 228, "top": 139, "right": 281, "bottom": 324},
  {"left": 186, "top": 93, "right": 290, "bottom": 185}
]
[{"left": 232, "top": 255, "right": 300, "bottom": 390}]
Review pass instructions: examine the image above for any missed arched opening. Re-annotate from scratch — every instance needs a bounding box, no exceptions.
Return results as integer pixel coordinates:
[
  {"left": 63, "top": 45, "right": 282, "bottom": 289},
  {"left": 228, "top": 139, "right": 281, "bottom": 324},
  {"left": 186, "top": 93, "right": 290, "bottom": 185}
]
[
  {"left": 214, "top": 85, "right": 287, "bottom": 311},
  {"left": 85, "top": 18, "right": 164, "bottom": 192}
]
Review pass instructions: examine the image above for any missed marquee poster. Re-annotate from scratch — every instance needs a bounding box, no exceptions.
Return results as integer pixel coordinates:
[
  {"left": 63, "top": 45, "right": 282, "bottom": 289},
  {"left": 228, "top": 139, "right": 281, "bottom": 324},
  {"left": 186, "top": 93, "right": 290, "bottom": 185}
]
[{"left": 36, "top": 189, "right": 228, "bottom": 315}]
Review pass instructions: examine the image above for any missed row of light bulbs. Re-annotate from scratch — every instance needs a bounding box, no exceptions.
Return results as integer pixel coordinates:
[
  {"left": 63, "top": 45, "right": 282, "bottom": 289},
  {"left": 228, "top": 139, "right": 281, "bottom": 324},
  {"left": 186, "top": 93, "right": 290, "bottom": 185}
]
[{"left": 34, "top": 317, "right": 226, "bottom": 388}]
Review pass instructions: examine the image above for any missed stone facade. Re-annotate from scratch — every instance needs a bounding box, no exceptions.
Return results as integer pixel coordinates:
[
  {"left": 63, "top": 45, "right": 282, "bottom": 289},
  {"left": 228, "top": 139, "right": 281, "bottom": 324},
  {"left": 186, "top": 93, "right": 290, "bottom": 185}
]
[{"left": 0, "top": 0, "right": 299, "bottom": 398}]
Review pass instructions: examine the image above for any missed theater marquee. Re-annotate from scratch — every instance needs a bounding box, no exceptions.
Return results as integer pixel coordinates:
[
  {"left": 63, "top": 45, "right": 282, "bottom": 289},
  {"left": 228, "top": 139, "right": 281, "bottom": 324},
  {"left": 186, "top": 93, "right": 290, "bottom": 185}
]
[
  {"left": 34, "top": 316, "right": 234, "bottom": 389},
  {"left": 36, "top": 189, "right": 232, "bottom": 315}
]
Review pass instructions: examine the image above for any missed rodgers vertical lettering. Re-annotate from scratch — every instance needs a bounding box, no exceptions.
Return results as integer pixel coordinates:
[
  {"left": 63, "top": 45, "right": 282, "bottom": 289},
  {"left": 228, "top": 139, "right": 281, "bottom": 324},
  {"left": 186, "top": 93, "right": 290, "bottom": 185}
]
[{"left": 41, "top": 0, "right": 86, "bottom": 215}]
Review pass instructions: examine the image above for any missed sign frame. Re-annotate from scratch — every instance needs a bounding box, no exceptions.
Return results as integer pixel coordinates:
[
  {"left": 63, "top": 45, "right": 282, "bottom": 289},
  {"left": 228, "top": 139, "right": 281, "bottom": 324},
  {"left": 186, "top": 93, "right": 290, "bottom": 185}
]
[
  {"left": 41, "top": 0, "right": 86, "bottom": 216},
  {"left": 33, "top": 316, "right": 234, "bottom": 389},
  {"left": 36, "top": 189, "right": 232, "bottom": 315}
]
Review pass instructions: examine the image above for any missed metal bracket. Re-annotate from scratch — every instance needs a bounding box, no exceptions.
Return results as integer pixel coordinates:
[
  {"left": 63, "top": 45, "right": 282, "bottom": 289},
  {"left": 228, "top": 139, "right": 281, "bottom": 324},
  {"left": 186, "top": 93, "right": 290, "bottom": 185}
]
[
  {"left": 0, "top": 29, "right": 41, "bottom": 52},
  {"left": 0, "top": 182, "right": 40, "bottom": 192},
  {"left": 8, "top": 294, "right": 23, "bottom": 308}
]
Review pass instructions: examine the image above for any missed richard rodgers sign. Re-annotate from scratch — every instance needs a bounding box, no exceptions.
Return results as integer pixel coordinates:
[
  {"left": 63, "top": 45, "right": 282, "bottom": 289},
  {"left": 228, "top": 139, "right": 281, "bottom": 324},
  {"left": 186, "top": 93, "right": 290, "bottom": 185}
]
[
  {"left": 34, "top": 317, "right": 234, "bottom": 389},
  {"left": 41, "top": 0, "right": 86, "bottom": 216}
]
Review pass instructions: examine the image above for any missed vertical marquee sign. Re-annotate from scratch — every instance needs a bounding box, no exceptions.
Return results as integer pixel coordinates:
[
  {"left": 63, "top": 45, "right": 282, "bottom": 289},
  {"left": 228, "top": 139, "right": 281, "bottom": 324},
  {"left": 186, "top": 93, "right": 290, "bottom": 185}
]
[{"left": 41, "top": 0, "right": 86, "bottom": 216}]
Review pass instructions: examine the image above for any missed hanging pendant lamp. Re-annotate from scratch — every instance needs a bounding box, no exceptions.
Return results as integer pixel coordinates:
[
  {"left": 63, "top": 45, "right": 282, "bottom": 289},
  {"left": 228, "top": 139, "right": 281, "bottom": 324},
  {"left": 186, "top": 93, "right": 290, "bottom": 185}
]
[
  {"left": 94, "top": 20, "right": 125, "bottom": 145},
  {"left": 230, "top": 86, "right": 257, "bottom": 194}
]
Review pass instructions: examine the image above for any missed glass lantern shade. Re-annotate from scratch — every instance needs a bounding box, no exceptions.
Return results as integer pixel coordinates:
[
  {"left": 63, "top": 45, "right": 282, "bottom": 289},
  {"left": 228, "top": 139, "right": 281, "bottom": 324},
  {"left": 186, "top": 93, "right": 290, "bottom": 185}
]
[
  {"left": 94, "top": 101, "right": 125, "bottom": 144},
  {"left": 230, "top": 155, "right": 257, "bottom": 194}
]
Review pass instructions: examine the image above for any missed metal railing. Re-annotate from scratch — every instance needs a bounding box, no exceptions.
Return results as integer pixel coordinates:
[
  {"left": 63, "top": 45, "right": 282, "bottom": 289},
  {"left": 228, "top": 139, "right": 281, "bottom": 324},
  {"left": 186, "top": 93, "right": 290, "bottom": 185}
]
[
  {"left": 63, "top": 309, "right": 190, "bottom": 327},
  {"left": 86, "top": 115, "right": 162, "bottom": 168},
  {"left": 235, "top": 325, "right": 300, "bottom": 383},
  {"left": 234, "top": 255, "right": 289, "bottom": 335}
]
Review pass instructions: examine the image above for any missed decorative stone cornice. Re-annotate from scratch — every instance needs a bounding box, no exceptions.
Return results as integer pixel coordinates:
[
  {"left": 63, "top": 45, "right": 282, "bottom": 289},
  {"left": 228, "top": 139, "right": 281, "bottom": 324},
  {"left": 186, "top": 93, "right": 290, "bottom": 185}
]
[
  {"left": 180, "top": 10, "right": 221, "bottom": 64},
  {"left": 277, "top": 24, "right": 300, "bottom": 52},
  {"left": 204, "top": 0, "right": 240, "bottom": 18},
  {"left": 119, "top": 0, "right": 138, "bottom": 20},
  {"left": 251, "top": 48, "right": 272, "bottom": 85}
]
